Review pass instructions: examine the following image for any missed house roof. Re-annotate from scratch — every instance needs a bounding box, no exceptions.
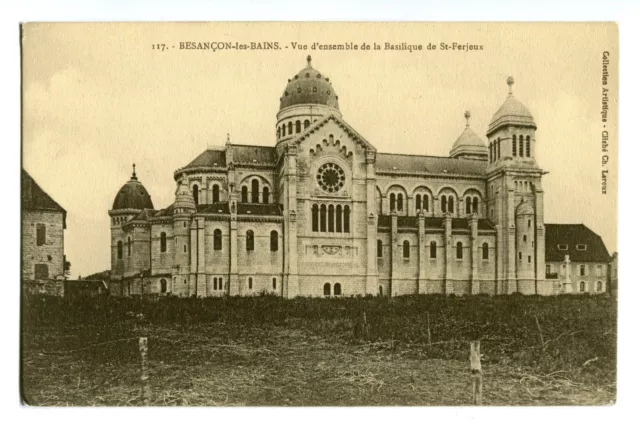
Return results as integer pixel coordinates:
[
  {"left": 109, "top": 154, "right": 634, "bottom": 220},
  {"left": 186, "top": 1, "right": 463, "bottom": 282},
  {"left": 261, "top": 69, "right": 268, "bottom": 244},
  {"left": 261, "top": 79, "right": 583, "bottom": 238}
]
[
  {"left": 22, "top": 169, "right": 67, "bottom": 227},
  {"left": 182, "top": 144, "right": 278, "bottom": 170},
  {"left": 375, "top": 153, "right": 487, "bottom": 176},
  {"left": 183, "top": 149, "right": 226, "bottom": 168},
  {"left": 545, "top": 224, "right": 611, "bottom": 262}
]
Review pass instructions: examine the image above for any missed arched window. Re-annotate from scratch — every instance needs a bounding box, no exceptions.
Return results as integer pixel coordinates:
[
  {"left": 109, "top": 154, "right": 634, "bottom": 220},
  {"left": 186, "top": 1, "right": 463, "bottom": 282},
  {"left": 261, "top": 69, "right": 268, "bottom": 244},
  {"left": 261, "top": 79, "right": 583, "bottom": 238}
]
[
  {"left": 489, "top": 142, "right": 493, "bottom": 163},
  {"left": 295, "top": 120, "right": 301, "bottom": 133},
  {"left": 473, "top": 197, "right": 479, "bottom": 213},
  {"left": 597, "top": 281, "right": 603, "bottom": 292},
  {"left": 320, "top": 205, "right": 327, "bottom": 232},
  {"left": 160, "top": 279, "right": 167, "bottom": 293},
  {"left": 422, "top": 195, "right": 429, "bottom": 212},
  {"left": 241, "top": 186, "right": 248, "bottom": 203},
  {"left": 403, "top": 241, "right": 410, "bottom": 259},
  {"left": 579, "top": 281, "right": 585, "bottom": 292},
  {"left": 416, "top": 194, "right": 422, "bottom": 214},
  {"left": 336, "top": 205, "right": 343, "bottom": 232},
  {"left": 333, "top": 283, "right": 342, "bottom": 296},
  {"left": 430, "top": 241, "right": 437, "bottom": 258},
  {"left": 377, "top": 239, "right": 383, "bottom": 258},
  {"left": 324, "top": 283, "right": 331, "bottom": 296},
  {"left": 312, "top": 204, "right": 319, "bottom": 232},
  {"left": 160, "top": 232, "right": 167, "bottom": 253},
  {"left": 526, "top": 136, "right": 531, "bottom": 157},
  {"left": 272, "top": 278, "right": 277, "bottom": 290},
  {"left": 270, "top": 230, "right": 278, "bottom": 251},
  {"left": 212, "top": 184, "right": 220, "bottom": 202},
  {"left": 282, "top": 124, "right": 286, "bottom": 137},
  {"left": 343, "top": 206, "right": 350, "bottom": 232},
  {"left": 441, "top": 196, "right": 447, "bottom": 213},
  {"left": 456, "top": 242, "right": 463, "bottom": 259},
  {"left": 288, "top": 122, "right": 293, "bottom": 135},
  {"left": 246, "top": 230, "right": 254, "bottom": 251},
  {"left": 127, "top": 236, "right": 132, "bottom": 256},
  {"left": 482, "top": 242, "right": 489, "bottom": 260},
  {"left": 328, "top": 205, "right": 335, "bottom": 232},
  {"left": 512, "top": 135, "right": 517, "bottom": 156},
  {"left": 262, "top": 187, "right": 269, "bottom": 204},
  {"left": 397, "top": 194, "right": 403, "bottom": 211},
  {"left": 448, "top": 196, "right": 454, "bottom": 213},
  {"left": 117, "top": 241, "right": 123, "bottom": 259},
  {"left": 390, "top": 193, "right": 396, "bottom": 211},
  {"left": 251, "top": 179, "right": 259, "bottom": 203},
  {"left": 304, "top": 119, "right": 310, "bottom": 129},
  {"left": 519, "top": 135, "right": 524, "bottom": 157},
  {"left": 248, "top": 277, "right": 253, "bottom": 290},
  {"left": 192, "top": 185, "right": 199, "bottom": 205},
  {"left": 497, "top": 140, "right": 501, "bottom": 158},
  {"left": 466, "top": 197, "right": 471, "bottom": 214},
  {"left": 213, "top": 229, "right": 222, "bottom": 251},
  {"left": 277, "top": 127, "right": 280, "bottom": 139},
  {"left": 36, "top": 223, "right": 46, "bottom": 246}
]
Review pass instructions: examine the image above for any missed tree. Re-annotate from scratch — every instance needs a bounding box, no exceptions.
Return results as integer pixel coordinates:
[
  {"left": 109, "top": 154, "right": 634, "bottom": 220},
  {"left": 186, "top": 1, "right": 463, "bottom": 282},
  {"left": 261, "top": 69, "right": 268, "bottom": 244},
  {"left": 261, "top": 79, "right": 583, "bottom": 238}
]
[{"left": 63, "top": 255, "right": 71, "bottom": 279}]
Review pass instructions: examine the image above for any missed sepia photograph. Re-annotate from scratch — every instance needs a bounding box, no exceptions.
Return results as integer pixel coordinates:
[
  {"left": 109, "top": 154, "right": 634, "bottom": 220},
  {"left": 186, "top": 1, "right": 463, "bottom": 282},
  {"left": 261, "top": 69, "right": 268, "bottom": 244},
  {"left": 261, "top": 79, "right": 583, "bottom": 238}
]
[{"left": 20, "top": 21, "right": 618, "bottom": 407}]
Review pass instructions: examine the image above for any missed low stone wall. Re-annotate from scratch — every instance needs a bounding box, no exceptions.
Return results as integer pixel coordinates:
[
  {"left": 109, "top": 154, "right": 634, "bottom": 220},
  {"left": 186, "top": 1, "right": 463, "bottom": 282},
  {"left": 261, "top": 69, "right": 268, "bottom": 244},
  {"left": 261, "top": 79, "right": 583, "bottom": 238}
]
[{"left": 22, "top": 280, "right": 64, "bottom": 297}]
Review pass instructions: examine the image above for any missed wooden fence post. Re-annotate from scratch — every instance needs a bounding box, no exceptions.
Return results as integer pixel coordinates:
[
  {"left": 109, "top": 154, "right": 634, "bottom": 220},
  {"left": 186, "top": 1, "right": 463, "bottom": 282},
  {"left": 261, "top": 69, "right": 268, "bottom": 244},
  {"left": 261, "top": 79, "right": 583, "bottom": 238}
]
[
  {"left": 470, "top": 340, "right": 482, "bottom": 405},
  {"left": 139, "top": 337, "right": 149, "bottom": 406}
]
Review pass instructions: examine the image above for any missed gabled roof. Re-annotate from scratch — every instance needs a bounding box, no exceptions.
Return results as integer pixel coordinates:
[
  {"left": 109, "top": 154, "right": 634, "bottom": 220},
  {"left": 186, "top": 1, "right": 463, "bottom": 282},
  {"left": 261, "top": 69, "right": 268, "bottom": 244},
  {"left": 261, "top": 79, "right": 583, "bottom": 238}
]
[
  {"left": 376, "top": 153, "right": 487, "bottom": 176},
  {"left": 292, "top": 114, "right": 376, "bottom": 152},
  {"left": 22, "top": 169, "right": 67, "bottom": 227},
  {"left": 545, "top": 224, "right": 611, "bottom": 262},
  {"left": 231, "top": 144, "right": 278, "bottom": 165}
]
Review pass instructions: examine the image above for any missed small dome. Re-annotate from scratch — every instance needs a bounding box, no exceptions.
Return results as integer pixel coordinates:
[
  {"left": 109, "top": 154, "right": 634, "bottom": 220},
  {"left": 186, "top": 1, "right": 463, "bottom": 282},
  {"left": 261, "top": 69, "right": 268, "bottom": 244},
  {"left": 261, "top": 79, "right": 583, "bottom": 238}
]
[
  {"left": 450, "top": 111, "right": 488, "bottom": 159},
  {"left": 174, "top": 180, "right": 196, "bottom": 211},
  {"left": 487, "top": 77, "right": 536, "bottom": 134},
  {"left": 112, "top": 165, "right": 154, "bottom": 210},
  {"left": 279, "top": 56, "right": 339, "bottom": 111},
  {"left": 516, "top": 200, "right": 535, "bottom": 216}
]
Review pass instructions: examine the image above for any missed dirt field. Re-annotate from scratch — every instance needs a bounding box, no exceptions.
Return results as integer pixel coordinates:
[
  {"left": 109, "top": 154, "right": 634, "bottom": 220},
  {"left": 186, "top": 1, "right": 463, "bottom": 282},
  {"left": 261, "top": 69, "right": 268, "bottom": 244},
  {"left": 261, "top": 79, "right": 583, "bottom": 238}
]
[{"left": 21, "top": 294, "right": 616, "bottom": 406}]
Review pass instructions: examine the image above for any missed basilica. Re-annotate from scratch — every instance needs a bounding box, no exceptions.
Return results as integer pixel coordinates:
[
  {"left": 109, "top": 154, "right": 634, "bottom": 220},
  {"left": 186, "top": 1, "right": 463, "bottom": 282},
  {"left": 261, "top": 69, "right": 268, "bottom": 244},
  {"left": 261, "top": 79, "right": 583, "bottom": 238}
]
[{"left": 107, "top": 56, "right": 612, "bottom": 298}]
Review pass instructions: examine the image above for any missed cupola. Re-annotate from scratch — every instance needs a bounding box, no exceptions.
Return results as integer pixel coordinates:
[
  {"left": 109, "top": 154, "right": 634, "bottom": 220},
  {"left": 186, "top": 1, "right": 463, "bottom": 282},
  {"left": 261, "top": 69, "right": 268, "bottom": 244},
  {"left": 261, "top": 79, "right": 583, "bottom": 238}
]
[
  {"left": 449, "top": 111, "right": 488, "bottom": 161},
  {"left": 112, "top": 164, "right": 154, "bottom": 210}
]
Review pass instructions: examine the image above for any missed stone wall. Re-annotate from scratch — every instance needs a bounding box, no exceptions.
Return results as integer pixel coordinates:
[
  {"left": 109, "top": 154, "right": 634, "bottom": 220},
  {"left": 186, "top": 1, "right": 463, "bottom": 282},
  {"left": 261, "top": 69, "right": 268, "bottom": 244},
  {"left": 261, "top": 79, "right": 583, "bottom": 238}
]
[{"left": 22, "top": 211, "right": 65, "bottom": 280}]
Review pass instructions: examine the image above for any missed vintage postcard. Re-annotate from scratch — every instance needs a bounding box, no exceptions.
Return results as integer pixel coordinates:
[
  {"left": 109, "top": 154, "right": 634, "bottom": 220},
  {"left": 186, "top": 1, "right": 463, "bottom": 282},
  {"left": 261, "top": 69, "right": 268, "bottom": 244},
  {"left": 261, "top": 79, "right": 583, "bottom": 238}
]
[{"left": 21, "top": 22, "right": 618, "bottom": 406}]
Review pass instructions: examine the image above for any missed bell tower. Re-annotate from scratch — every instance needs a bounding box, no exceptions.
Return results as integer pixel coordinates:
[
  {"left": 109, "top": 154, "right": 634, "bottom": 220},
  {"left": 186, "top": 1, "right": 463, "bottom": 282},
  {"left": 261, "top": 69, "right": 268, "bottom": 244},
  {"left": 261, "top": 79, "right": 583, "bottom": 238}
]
[{"left": 485, "top": 77, "right": 546, "bottom": 294}]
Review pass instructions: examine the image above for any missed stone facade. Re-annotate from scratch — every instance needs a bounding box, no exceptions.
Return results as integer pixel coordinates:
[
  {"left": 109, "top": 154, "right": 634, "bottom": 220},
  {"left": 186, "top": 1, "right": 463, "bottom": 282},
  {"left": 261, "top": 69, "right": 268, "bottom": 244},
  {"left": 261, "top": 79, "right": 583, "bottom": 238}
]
[{"left": 107, "top": 58, "right": 612, "bottom": 298}]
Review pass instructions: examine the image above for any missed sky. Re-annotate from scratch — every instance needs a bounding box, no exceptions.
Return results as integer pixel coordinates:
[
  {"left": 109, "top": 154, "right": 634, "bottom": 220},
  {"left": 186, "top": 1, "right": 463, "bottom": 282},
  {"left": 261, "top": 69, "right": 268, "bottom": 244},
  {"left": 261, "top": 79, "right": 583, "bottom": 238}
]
[{"left": 21, "top": 22, "right": 618, "bottom": 277}]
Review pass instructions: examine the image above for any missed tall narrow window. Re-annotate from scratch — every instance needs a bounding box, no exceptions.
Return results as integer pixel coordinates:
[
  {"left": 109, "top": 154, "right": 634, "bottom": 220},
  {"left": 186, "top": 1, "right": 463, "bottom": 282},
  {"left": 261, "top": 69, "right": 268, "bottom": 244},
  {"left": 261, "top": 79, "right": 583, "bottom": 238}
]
[
  {"left": 241, "top": 186, "right": 248, "bottom": 203},
  {"left": 397, "top": 194, "right": 403, "bottom": 211},
  {"left": 328, "top": 205, "right": 335, "bottom": 232},
  {"left": 160, "top": 232, "right": 167, "bottom": 253},
  {"left": 466, "top": 197, "right": 471, "bottom": 214},
  {"left": 441, "top": 196, "right": 447, "bottom": 213},
  {"left": 248, "top": 277, "right": 253, "bottom": 290},
  {"left": 117, "top": 241, "right": 123, "bottom": 259},
  {"left": 127, "top": 236, "right": 131, "bottom": 256},
  {"left": 390, "top": 193, "right": 396, "bottom": 212},
  {"left": 192, "top": 185, "right": 199, "bottom": 205},
  {"left": 579, "top": 281, "right": 585, "bottom": 292},
  {"left": 343, "top": 206, "right": 350, "bottom": 233},
  {"left": 304, "top": 119, "right": 310, "bottom": 129},
  {"left": 270, "top": 230, "right": 278, "bottom": 252},
  {"left": 456, "top": 242, "right": 463, "bottom": 259},
  {"left": 512, "top": 135, "right": 517, "bottom": 156},
  {"left": 312, "top": 204, "right": 319, "bottom": 232},
  {"left": 251, "top": 179, "right": 259, "bottom": 203},
  {"left": 482, "top": 242, "right": 489, "bottom": 260},
  {"left": 423, "top": 196, "right": 429, "bottom": 212},
  {"left": 448, "top": 196, "right": 454, "bottom": 213},
  {"left": 296, "top": 120, "right": 301, "bottom": 133},
  {"left": 288, "top": 122, "right": 293, "bottom": 135},
  {"left": 36, "top": 223, "right": 46, "bottom": 246},
  {"left": 212, "top": 184, "right": 220, "bottom": 202},
  {"left": 246, "top": 230, "right": 254, "bottom": 251},
  {"left": 334, "top": 283, "right": 342, "bottom": 296},
  {"left": 403, "top": 241, "right": 410, "bottom": 259},
  {"left": 320, "top": 205, "right": 327, "bottom": 232},
  {"left": 416, "top": 194, "right": 422, "bottom": 213},
  {"left": 580, "top": 265, "right": 586, "bottom": 276},
  {"left": 497, "top": 140, "right": 501, "bottom": 158},
  {"left": 272, "top": 278, "right": 277, "bottom": 290},
  {"left": 489, "top": 142, "right": 493, "bottom": 163},
  {"left": 262, "top": 187, "right": 269, "bottom": 204},
  {"left": 472, "top": 197, "right": 479, "bottom": 213},
  {"left": 526, "top": 136, "right": 531, "bottom": 157},
  {"left": 377, "top": 239, "right": 383, "bottom": 258},
  {"left": 597, "top": 281, "right": 603, "bottom": 292},
  {"left": 519, "top": 135, "right": 524, "bottom": 157},
  {"left": 430, "top": 241, "right": 437, "bottom": 258},
  {"left": 213, "top": 278, "right": 218, "bottom": 291},
  {"left": 336, "top": 205, "right": 343, "bottom": 232},
  {"left": 324, "top": 283, "right": 331, "bottom": 296},
  {"left": 160, "top": 279, "right": 167, "bottom": 293},
  {"left": 213, "top": 229, "right": 222, "bottom": 251}
]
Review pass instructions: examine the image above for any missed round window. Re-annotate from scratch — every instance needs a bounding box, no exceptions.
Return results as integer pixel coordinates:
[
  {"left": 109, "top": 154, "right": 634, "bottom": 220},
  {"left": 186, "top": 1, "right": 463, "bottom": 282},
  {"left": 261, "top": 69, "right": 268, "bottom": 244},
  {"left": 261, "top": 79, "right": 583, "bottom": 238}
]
[{"left": 316, "top": 163, "right": 346, "bottom": 193}]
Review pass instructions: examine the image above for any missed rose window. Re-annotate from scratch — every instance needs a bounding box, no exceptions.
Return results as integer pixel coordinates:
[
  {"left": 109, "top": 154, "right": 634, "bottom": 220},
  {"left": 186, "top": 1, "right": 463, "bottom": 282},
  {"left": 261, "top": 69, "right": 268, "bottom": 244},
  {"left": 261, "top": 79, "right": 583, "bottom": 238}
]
[{"left": 316, "top": 163, "right": 346, "bottom": 193}]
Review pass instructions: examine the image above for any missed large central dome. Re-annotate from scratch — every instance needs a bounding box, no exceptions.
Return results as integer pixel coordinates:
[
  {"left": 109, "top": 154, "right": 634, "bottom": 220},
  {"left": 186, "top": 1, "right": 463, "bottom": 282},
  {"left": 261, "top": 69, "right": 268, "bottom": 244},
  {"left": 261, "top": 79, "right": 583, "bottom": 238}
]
[{"left": 279, "top": 56, "right": 339, "bottom": 111}]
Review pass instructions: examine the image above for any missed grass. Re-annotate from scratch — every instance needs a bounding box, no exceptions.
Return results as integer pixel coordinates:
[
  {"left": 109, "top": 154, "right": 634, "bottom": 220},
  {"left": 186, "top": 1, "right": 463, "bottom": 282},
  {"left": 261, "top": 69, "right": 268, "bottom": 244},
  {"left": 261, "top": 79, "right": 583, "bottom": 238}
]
[{"left": 21, "top": 293, "right": 617, "bottom": 406}]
